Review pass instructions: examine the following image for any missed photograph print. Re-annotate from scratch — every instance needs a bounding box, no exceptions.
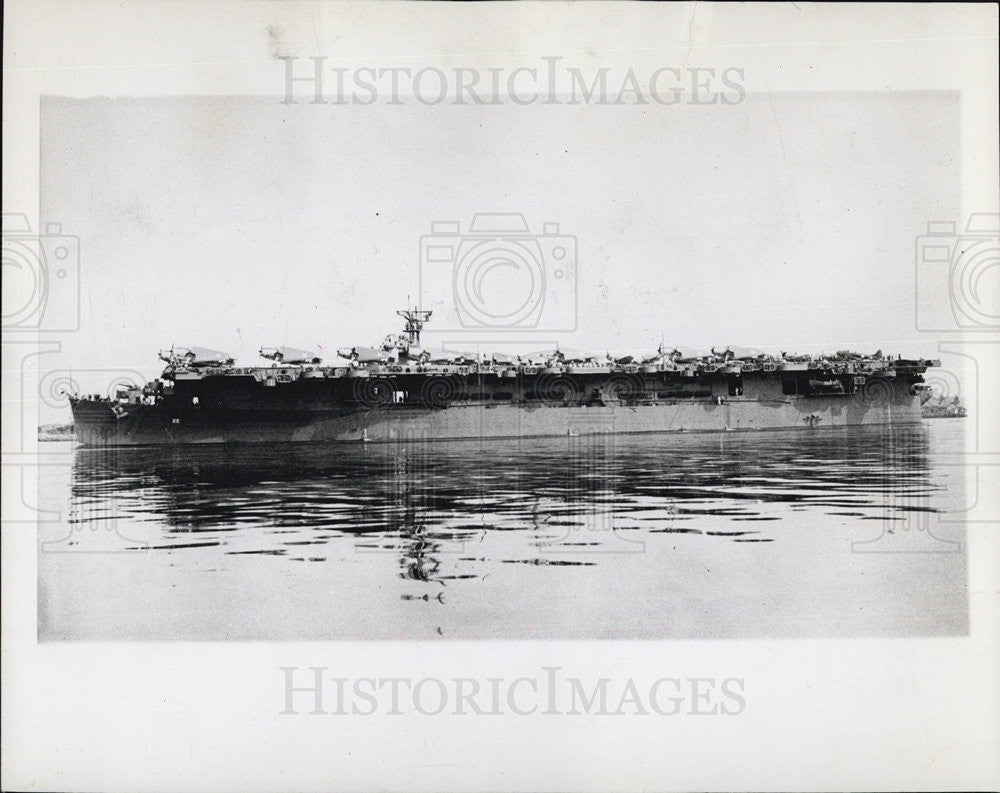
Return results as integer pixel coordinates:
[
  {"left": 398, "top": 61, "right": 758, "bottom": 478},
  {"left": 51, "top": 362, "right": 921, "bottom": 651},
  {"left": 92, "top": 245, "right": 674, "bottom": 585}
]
[{"left": 21, "top": 16, "right": 988, "bottom": 644}]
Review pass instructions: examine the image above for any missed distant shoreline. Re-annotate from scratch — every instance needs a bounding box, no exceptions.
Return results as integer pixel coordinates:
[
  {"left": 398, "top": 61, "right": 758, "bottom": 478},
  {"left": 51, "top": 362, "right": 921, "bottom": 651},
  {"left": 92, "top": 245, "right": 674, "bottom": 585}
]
[{"left": 38, "top": 423, "right": 75, "bottom": 442}]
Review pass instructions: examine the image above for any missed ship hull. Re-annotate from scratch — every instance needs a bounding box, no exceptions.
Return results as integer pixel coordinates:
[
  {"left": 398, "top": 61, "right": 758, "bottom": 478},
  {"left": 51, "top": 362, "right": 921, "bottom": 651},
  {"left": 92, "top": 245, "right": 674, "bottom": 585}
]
[{"left": 70, "top": 393, "right": 924, "bottom": 446}]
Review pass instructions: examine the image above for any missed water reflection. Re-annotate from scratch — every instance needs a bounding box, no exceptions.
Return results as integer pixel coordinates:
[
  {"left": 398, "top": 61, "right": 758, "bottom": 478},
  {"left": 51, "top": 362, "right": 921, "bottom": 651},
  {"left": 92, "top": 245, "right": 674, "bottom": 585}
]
[
  {"left": 42, "top": 422, "right": 969, "bottom": 639},
  {"left": 67, "top": 425, "right": 941, "bottom": 570}
]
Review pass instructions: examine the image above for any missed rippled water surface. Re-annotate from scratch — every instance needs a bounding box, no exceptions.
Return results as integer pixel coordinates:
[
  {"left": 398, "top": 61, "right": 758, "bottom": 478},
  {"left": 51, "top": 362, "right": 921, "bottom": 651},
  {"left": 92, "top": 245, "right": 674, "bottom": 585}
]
[{"left": 38, "top": 422, "right": 968, "bottom": 639}]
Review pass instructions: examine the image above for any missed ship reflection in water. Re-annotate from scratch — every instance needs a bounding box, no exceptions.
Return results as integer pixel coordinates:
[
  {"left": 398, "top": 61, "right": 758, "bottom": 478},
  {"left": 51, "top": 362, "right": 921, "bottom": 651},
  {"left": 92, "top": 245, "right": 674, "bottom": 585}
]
[{"left": 38, "top": 422, "right": 968, "bottom": 640}]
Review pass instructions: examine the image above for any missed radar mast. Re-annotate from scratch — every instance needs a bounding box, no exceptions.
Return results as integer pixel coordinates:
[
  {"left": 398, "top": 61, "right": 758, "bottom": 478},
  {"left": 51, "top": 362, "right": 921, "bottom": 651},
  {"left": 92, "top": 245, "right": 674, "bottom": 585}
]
[{"left": 397, "top": 304, "right": 432, "bottom": 346}]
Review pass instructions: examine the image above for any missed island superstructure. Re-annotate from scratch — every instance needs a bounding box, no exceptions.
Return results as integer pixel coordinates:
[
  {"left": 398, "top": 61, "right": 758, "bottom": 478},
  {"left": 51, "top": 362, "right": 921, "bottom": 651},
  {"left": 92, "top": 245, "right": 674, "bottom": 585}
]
[{"left": 69, "top": 307, "right": 940, "bottom": 446}]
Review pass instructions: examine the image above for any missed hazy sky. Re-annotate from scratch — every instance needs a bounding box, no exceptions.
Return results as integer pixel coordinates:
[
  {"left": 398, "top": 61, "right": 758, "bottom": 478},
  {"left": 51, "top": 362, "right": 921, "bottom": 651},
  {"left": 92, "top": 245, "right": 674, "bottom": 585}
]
[{"left": 38, "top": 91, "right": 959, "bottom": 419}]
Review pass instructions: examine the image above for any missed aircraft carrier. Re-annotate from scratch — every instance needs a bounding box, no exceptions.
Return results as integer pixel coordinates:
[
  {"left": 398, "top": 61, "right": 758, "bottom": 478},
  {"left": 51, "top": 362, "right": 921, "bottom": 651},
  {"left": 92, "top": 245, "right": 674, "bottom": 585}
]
[{"left": 69, "top": 307, "right": 940, "bottom": 446}]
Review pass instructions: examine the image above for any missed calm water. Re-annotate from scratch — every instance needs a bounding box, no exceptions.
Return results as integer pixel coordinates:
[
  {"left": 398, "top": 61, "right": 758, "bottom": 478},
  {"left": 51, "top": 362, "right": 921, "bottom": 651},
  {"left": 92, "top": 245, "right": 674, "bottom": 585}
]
[{"left": 38, "top": 422, "right": 968, "bottom": 639}]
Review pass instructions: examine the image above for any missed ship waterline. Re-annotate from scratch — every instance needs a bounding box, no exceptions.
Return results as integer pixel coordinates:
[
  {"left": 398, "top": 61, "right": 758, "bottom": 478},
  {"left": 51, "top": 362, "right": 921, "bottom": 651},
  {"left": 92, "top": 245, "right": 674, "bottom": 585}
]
[{"left": 70, "top": 391, "right": 923, "bottom": 446}]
